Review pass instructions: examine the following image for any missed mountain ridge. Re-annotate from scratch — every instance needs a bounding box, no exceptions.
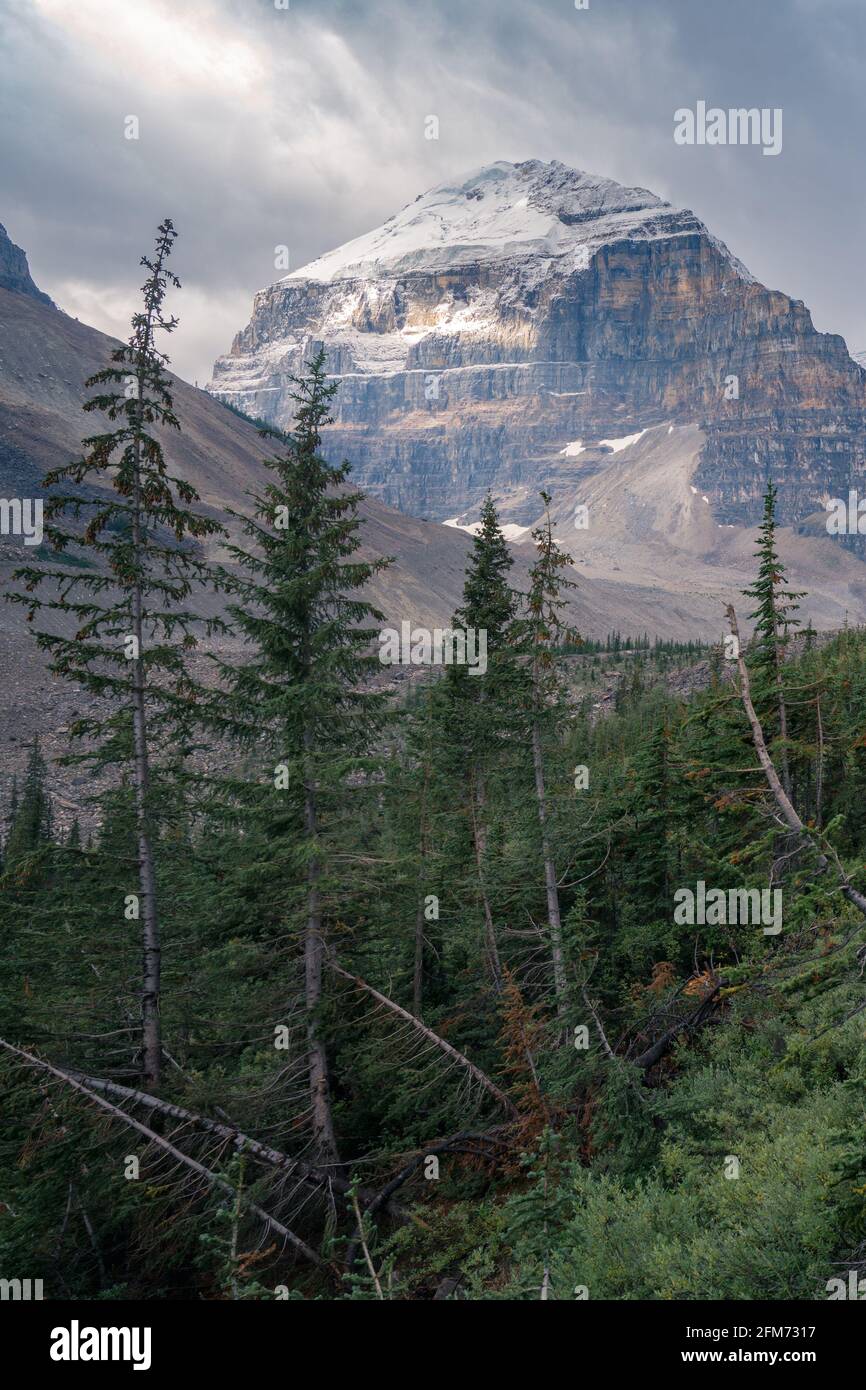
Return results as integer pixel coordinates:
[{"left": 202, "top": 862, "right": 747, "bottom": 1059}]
[{"left": 275, "top": 159, "right": 753, "bottom": 285}]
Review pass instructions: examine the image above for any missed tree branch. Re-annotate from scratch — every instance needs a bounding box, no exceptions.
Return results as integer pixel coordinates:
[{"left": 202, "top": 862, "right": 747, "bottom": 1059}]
[
  {"left": 0, "top": 1039, "right": 326, "bottom": 1270},
  {"left": 328, "top": 961, "right": 518, "bottom": 1117},
  {"left": 65, "top": 1068, "right": 394, "bottom": 1214}
]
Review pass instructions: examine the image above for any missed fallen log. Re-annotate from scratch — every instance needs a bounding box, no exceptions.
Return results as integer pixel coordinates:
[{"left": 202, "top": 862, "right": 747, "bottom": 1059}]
[
  {"left": 328, "top": 960, "right": 518, "bottom": 1118},
  {"left": 0, "top": 1038, "right": 326, "bottom": 1270}
]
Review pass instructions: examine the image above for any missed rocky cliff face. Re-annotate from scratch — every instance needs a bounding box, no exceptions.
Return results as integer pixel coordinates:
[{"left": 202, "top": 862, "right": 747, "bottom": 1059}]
[
  {"left": 209, "top": 159, "right": 866, "bottom": 530},
  {"left": 0, "top": 223, "right": 53, "bottom": 305}
]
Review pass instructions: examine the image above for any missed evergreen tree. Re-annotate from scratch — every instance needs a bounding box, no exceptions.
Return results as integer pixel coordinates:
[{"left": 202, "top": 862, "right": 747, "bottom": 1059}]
[
  {"left": 214, "top": 348, "right": 391, "bottom": 1165},
  {"left": 743, "top": 479, "right": 804, "bottom": 797},
  {"left": 516, "top": 492, "right": 578, "bottom": 1015},
  {"left": 4, "top": 738, "right": 52, "bottom": 865},
  {"left": 9, "top": 221, "right": 225, "bottom": 1087},
  {"left": 3, "top": 615, "right": 866, "bottom": 1298},
  {"left": 441, "top": 494, "right": 520, "bottom": 991}
]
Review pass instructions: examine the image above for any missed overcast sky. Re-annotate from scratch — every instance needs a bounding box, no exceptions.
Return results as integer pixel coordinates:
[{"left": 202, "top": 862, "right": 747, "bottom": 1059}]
[{"left": 1, "top": 0, "right": 863, "bottom": 384}]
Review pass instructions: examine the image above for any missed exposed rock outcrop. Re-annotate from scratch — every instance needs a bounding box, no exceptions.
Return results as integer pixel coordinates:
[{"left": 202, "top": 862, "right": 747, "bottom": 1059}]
[{"left": 0, "top": 223, "right": 53, "bottom": 306}]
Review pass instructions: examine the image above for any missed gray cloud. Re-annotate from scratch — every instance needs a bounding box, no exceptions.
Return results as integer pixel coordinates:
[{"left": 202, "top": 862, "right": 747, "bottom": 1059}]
[{"left": 1, "top": 0, "right": 863, "bottom": 383}]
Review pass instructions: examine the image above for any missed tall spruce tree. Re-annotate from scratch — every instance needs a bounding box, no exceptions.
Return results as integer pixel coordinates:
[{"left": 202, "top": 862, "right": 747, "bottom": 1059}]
[
  {"left": 443, "top": 494, "right": 519, "bottom": 992},
  {"left": 743, "top": 479, "right": 804, "bottom": 798},
  {"left": 10, "top": 221, "right": 225, "bottom": 1087},
  {"left": 518, "top": 492, "right": 578, "bottom": 1015},
  {"left": 215, "top": 349, "right": 391, "bottom": 1166}
]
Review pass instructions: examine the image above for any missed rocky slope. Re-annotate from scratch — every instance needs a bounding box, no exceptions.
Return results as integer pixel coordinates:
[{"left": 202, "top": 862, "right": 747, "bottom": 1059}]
[
  {"left": 497, "top": 423, "right": 866, "bottom": 633},
  {"left": 209, "top": 159, "right": 866, "bottom": 532},
  {"left": 0, "top": 241, "right": 473, "bottom": 820},
  {"left": 0, "top": 223, "right": 53, "bottom": 305},
  {"left": 0, "top": 277, "right": 476, "bottom": 628}
]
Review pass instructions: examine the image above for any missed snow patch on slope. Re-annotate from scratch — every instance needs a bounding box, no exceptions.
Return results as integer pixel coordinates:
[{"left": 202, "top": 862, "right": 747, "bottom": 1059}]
[
  {"left": 598, "top": 430, "right": 647, "bottom": 454},
  {"left": 443, "top": 517, "right": 529, "bottom": 541},
  {"left": 560, "top": 431, "right": 647, "bottom": 459}
]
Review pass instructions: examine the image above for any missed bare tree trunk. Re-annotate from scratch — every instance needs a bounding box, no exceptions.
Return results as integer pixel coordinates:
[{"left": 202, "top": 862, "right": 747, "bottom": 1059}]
[
  {"left": 531, "top": 720, "right": 568, "bottom": 1014},
  {"left": 633, "top": 984, "right": 722, "bottom": 1071},
  {"left": 68, "top": 1069, "right": 395, "bottom": 1212},
  {"left": 303, "top": 741, "right": 340, "bottom": 1168},
  {"left": 412, "top": 898, "right": 425, "bottom": 1019},
  {"left": 351, "top": 1190, "right": 385, "bottom": 1299},
  {"left": 815, "top": 693, "right": 824, "bottom": 828},
  {"left": 727, "top": 605, "right": 866, "bottom": 919},
  {"left": 772, "top": 614, "right": 792, "bottom": 797},
  {"left": 634, "top": 609, "right": 866, "bottom": 1079},
  {"left": 130, "top": 428, "right": 161, "bottom": 1090},
  {"left": 0, "top": 1039, "right": 325, "bottom": 1268},
  {"left": 413, "top": 744, "right": 432, "bottom": 1017},
  {"left": 329, "top": 961, "right": 518, "bottom": 1117},
  {"left": 470, "top": 767, "right": 502, "bottom": 992}
]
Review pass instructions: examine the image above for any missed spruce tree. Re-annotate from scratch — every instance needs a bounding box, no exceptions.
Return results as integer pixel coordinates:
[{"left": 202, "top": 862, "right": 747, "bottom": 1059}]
[
  {"left": 9, "top": 220, "right": 225, "bottom": 1087},
  {"left": 4, "top": 738, "right": 52, "bottom": 865},
  {"left": 214, "top": 349, "right": 391, "bottom": 1165},
  {"left": 517, "top": 491, "right": 578, "bottom": 1015},
  {"left": 442, "top": 494, "right": 520, "bottom": 992},
  {"left": 743, "top": 479, "right": 804, "bottom": 797}
]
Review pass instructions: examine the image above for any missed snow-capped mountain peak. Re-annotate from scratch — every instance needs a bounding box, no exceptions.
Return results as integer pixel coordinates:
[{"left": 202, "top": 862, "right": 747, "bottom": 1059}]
[{"left": 283, "top": 159, "right": 701, "bottom": 284}]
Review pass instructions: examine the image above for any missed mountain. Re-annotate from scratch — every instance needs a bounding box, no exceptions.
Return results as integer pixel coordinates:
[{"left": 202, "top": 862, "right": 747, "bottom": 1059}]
[
  {"left": 0, "top": 257, "right": 477, "bottom": 628},
  {"left": 209, "top": 158, "right": 866, "bottom": 534},
  {"left": 4, "top": 208, "right": 866, "bottom": 824},
  {"left": 0, "top": 233, "right": 477, "bottom": 817},
  {"left": 0, "top": 223, "right": 53, "bottom": 305}
]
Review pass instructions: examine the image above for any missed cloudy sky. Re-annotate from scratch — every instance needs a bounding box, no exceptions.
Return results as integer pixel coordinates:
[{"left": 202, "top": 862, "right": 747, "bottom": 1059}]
[{"left": 1, "top": 0, "right": 863, "bottom": 384}]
